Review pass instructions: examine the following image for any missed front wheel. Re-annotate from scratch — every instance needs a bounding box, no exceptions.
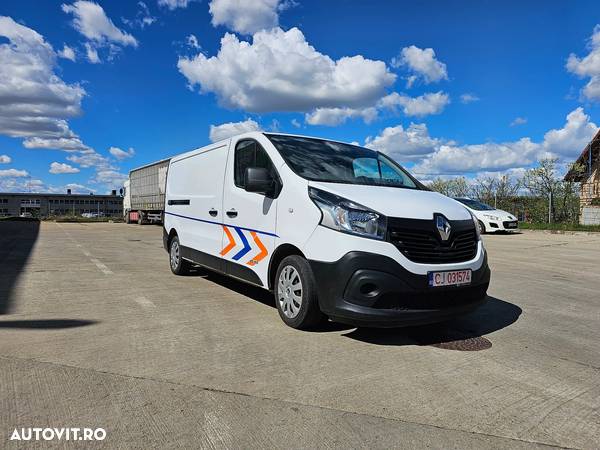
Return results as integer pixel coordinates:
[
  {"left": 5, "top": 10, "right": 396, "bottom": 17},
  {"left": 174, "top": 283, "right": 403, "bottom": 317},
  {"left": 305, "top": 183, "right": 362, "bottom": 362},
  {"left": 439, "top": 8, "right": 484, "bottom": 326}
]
[
  {"left": 478, "top": 220, "right": 486, "bottom": 235},
  {"left": 274, "top": 255, "right": 326, "bottom": 329},
  {"left": 169, "top": 236, "right": 191, "bottom": 275}
]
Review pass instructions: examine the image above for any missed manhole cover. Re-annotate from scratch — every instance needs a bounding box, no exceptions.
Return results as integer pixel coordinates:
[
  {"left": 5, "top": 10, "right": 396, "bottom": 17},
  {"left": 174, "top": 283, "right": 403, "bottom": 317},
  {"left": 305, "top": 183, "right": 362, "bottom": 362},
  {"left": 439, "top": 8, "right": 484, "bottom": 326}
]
[{"left": 429, "top": 336, "right": 492, "bottom": 351}]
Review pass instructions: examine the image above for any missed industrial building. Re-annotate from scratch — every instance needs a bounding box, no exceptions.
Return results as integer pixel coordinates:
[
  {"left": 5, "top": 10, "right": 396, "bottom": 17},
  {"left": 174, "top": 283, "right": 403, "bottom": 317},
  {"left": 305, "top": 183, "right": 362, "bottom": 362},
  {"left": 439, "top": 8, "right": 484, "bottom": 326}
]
[
  {"left": 565, "top": 129, "right": 600, "bottom": 225},
  {"left": 0, "top": 190, "right": 123, "bottom": 218}
]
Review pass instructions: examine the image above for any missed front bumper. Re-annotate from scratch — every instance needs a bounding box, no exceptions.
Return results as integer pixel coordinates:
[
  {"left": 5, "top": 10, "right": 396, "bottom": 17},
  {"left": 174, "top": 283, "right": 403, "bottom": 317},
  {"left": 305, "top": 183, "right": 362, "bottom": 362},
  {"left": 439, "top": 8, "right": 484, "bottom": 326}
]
[
  {"left": 310, "top": 251, "right": 490, "bottom": 327},
  {"left": 486, "top": 219, "right": 519, "bottom": 232}
]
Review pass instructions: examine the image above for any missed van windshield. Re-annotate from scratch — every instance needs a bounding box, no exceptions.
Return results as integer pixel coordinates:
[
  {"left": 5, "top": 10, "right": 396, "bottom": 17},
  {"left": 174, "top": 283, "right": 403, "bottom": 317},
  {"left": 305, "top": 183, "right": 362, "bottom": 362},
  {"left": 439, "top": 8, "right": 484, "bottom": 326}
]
[{"left": 265, "top": 134, "right": 420, "bottom": 189}]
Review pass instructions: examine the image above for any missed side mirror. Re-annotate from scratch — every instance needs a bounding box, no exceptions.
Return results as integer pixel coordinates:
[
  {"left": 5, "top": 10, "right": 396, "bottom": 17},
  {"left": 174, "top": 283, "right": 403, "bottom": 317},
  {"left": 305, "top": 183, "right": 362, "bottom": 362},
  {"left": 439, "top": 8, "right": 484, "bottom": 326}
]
[{"left": 244, "top": 167, "right": 274, "bottom": 195}]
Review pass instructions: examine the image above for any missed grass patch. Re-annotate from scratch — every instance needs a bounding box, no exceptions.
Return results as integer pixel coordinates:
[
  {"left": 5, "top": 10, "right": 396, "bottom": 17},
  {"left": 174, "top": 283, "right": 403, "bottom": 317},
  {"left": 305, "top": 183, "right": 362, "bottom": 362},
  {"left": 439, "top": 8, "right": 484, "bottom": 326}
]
[{"left": 520, "top": 222, "right": 600, "bottom": 232}]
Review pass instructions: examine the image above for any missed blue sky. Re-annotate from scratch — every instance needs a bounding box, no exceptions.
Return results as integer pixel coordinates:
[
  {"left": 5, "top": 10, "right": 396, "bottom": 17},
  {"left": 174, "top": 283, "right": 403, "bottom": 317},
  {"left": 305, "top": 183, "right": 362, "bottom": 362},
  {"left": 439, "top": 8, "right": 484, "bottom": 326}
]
[{"left": 1, "top": 0, "right": 599, "bottom": 193}]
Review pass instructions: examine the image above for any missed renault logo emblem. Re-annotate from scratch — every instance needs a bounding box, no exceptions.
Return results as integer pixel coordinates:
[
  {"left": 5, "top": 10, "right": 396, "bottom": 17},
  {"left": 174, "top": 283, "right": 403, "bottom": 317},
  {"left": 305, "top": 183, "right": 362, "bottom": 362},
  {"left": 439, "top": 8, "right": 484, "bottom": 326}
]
[{"left": 436, "top": 215, "right": 451, "bottom": 241}]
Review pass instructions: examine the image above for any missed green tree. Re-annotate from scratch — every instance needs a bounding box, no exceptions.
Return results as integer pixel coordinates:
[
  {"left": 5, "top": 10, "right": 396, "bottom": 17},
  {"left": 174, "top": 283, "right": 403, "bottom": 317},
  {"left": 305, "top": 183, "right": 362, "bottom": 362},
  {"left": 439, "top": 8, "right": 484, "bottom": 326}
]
[{"left": 522, "top": 158, "right": 583, "bottom": 223}]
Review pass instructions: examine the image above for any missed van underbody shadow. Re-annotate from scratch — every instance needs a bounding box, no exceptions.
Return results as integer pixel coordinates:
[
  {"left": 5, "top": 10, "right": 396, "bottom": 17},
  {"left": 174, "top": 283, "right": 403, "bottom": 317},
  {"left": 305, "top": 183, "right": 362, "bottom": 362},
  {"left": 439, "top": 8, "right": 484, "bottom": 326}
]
[{"left": 342, "top": 296, "right": 521, "bottom": 350}]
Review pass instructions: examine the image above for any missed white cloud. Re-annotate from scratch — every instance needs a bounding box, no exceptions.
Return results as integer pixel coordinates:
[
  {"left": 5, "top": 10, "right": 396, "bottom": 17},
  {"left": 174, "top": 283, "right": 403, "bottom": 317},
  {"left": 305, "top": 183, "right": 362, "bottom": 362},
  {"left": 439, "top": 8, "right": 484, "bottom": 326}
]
[
  {"left": 510, "top": 117, "right": 527, "bottom": 127},
  {"left": 0, "top": 155, "right": 11, "bottom": 164},
  {"left": 410, "top": 107, "right": 597, "bottom": 176},
  {"left": 0, "top": 168, "right": 29, "bottom": 177},
  {"left": 412, "top": 138, "right": 541, "bottom": 176},
  {"left": 541, "top": 107, "right": 597, "bottom": 157},
  {"left": 109, "top": 146, "right": 135, "bottom": 160},
  {"left": 67, "top": 150, "right": 112, "bottom": 170},
  {"left": 305, "top": 107, "right": 377, "bottom": 126},
  {"left": 291, "top": 118, "right": 301, "bottom": 128},
  {"left": 157, "top": 0, "right": 195, "bottom": 10},
  {"left": 186, "top": 34, "right": 200, "bottom": 49},
  {"left": 49, "top": 162, "right": 80, "bottom": 174},
  {"left": 123, "top": 2, "right": 156, "bottom": 29},
  {"left": 0, "top": 16, "right": 87, "bottom": 150},
  {"left": 23, "top": 136, "right": 91, "bottom": 152},
  {"left": 84, "top": 42, "right": 100, "bottom": 63},
  {"left": 378, "top": 91, "right": 450, "bottom": 117},
  {"left": 460, "top": 93, "right": 479, "bottom": 104},
  {"left": 178, "top": 27, "right": 395, "bottom": 113},
  {"left": 209, "top": 0, "right": 284, "bottom": 35},
  {"left": 566, "top": 25, "right": 600, "bottom": 101},
  {"left": 365, "top": 123, "right": 442, "bottom": 161},
  {"left": 62, "top": 1, "right": 138, "bottom": 47},
  {"left": 209, "top": 119, "right": 261, "bottom": 142},
  {"left": 392, "top": 45, "right": 448, "bottom": 85},
  {"left": 93, "top": 169, "right": 128, "bottom": 186},
  {"left": 0, "top": 176, "right": 45, "bottom": 192},
  {"left": 58, "top": 44, "right": 76, "bottom": 61}
]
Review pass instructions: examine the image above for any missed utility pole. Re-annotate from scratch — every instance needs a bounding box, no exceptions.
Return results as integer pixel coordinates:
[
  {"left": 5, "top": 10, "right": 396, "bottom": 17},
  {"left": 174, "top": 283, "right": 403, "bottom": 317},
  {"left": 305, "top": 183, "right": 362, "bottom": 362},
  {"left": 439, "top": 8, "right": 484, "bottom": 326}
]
[{"left": 548, "top": 190, "right": 552, "bottom": 224}]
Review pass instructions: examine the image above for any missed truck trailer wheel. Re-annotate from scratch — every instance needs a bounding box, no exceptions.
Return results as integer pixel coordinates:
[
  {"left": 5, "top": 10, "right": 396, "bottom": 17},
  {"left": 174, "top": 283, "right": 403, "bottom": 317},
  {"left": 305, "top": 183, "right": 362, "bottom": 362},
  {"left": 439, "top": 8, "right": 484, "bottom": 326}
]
[
  {"left": 274, "top": 255, "right": 326, "bottom": 330},
  {"left": 169, "top": 236, "right": 191, "bottom": 275},
  {"left": 137, "top": 212, "right": 144, "bottom": 225}
]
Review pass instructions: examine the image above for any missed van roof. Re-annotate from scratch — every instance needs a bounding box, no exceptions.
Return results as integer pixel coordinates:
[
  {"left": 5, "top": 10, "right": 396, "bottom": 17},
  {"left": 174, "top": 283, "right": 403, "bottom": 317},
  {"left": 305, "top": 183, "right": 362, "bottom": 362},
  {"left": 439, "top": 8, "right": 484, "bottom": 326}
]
[{"left": 169, "top": 131, "right": 364, "bottom": 164}]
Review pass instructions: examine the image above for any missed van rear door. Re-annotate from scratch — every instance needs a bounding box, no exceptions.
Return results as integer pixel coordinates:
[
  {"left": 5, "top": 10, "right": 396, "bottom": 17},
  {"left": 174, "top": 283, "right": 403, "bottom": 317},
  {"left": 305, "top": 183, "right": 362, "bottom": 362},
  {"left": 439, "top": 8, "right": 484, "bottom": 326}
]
[{"left": 221, "top": 138, "right": 278, "bottom": 286}]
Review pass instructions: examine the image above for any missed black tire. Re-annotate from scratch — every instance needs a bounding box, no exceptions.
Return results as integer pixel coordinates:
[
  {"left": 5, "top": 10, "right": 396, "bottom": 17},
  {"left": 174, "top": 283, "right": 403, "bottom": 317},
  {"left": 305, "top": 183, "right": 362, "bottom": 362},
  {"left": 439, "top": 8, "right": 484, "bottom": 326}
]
[
  {"left": 137, "top": 212, "right": 144, "bottom": 225},
  {"left": 274, "top": 255, "right": 326, "bottom": 329},
  {"left": 478, "top": 220, "right": 486, "bottom": 235},
  {"left": 125, "top": 211, "right": 131, "bottom": 224},
  {"left": 169, "top": 236, "right": 191, "bottom": 275}
]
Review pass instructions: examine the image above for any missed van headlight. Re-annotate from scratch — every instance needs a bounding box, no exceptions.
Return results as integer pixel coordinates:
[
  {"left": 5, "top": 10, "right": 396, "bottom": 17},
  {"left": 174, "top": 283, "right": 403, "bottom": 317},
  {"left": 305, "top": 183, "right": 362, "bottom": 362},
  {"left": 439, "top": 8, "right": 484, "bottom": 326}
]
[{"left": 308, "top": 187, "right": 386, "bottom": 240}]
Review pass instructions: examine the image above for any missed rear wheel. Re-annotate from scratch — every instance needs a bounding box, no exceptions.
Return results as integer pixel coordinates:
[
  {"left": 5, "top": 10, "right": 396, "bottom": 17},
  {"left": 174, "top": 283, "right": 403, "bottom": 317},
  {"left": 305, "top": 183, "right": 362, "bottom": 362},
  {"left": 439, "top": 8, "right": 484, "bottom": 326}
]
[
  {"left": 137, "top": 212, "right": 144, "bottom": 225},
  {"left": 169, "top": 236, "right": 191, "bottom": 275},
  {"left": 274, "top": 255, "right": 326, "bottom": 329}
]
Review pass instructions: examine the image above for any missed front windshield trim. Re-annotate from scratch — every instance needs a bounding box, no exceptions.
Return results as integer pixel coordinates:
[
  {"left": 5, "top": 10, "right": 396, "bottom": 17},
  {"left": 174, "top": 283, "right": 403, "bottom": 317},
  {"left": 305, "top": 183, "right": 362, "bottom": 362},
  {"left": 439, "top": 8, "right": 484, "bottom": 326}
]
[{"left": 264, "top": 133, "right": 424, "bottom": 190}]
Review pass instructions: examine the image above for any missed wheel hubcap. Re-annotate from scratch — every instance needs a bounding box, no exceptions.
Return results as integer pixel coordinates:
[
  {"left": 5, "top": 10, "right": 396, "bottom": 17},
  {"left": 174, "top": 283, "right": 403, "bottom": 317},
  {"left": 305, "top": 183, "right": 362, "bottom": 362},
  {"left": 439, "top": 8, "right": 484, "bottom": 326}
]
[
  {"left": 170, "top": 241, "right": 180, "bottom": 269},
  {"left": 277, "top": 265, "right": 302, "bottom": 319}
]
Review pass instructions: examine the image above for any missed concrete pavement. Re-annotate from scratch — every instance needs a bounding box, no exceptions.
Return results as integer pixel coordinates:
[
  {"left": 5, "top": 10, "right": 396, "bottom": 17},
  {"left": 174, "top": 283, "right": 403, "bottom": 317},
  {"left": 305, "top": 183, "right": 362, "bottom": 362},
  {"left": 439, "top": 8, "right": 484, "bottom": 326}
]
[{"left": 0, "top": 221, "right": 599, "bottom": 449}]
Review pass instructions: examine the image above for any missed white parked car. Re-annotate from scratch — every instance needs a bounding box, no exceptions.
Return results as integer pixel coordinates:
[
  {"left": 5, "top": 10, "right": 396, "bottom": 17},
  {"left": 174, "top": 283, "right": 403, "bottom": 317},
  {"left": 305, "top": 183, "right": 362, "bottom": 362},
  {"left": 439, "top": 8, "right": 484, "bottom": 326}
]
[
  {"left": 453, "top": 198, "right": 518, "bottom": 234},
  {"left": 163, "top": 133, "right": 490, "bottom": 329}
]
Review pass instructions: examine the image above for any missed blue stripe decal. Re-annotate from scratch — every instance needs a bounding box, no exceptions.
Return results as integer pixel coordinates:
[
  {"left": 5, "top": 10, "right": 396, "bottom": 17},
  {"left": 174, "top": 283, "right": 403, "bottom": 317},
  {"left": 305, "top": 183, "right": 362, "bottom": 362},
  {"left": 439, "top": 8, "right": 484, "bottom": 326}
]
[
  {"left": 164, "top": 211, "right": 278, "bottom": 237},
  {"left": 232, "top": 228, "right": 251, "bottom": 260}
]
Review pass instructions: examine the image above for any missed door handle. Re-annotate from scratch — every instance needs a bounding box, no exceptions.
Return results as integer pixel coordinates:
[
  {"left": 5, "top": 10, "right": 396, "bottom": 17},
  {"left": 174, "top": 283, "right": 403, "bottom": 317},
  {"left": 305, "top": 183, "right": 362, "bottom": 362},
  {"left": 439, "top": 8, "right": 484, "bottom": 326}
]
[
  {"left": 226, "top": 209, "right": 238, "bottom": 218},
  {"left": 209, "top": 208, "right": 218, "bottom": 217}
]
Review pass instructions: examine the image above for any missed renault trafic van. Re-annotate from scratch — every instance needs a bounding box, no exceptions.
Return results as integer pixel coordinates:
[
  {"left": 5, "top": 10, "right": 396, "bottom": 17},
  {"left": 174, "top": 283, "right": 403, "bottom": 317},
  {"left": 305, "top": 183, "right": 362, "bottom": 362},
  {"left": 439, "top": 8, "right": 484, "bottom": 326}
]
[{"left": 163, "top": 133, "right": 490, "bottom": 329}]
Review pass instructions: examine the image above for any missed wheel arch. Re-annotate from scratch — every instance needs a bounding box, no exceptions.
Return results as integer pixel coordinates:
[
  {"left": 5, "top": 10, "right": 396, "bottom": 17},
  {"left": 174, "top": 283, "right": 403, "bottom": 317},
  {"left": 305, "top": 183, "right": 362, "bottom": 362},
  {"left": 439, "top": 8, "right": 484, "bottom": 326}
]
[
  {"left": 268, "top": 243, "right": 305, "bottom": 290},
  {"left": 166, "top": 227, "right": 178, "bottom": 250}
]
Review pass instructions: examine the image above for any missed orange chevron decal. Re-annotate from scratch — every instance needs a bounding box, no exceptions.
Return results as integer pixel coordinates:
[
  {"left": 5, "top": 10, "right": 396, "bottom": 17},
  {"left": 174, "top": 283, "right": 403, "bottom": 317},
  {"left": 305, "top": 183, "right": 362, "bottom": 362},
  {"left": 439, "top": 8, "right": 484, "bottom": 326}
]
[
  {"left": 247, "top": 231, "right": 268, "bottom": 266},
  {"left": 220, "top": 226, "right": 236, "bottom": 256}
]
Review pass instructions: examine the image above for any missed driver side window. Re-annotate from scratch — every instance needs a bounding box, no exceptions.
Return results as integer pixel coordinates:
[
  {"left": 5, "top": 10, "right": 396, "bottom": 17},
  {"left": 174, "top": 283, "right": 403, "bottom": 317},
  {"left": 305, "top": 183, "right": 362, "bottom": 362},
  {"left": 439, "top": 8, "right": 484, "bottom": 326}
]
[{"left": 234, "top": 140, "right": 276, "bottom": 189}]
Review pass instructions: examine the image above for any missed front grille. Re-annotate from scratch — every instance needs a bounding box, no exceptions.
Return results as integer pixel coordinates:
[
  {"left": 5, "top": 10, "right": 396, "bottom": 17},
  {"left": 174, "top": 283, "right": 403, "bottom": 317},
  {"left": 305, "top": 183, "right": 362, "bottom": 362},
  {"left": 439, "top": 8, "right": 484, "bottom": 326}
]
[
  {"left": 388, "top": 217, "right": 478, "bottom": 264},
  {"left": 503, "top": 220, "right": 518, "bottom": 228}
]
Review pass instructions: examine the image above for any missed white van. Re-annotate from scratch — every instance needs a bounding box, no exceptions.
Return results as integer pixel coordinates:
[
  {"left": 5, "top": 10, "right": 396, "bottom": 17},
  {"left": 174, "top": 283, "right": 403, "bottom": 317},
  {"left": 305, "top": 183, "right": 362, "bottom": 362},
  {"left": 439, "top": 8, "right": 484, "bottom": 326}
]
[{"left": 164, "top": 133, "right": 490, "bottom": 329}]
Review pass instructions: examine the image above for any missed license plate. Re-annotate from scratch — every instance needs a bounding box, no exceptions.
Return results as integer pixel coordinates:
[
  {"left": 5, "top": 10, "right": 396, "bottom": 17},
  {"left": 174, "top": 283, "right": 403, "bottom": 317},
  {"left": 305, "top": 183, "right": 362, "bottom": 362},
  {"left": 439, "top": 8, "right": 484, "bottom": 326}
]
[
  {"left": 428, "top": 269, "right": 472, "bottom": 287},
  {"left": 506, "top": 222, "right": 518, "bottom": 228}
]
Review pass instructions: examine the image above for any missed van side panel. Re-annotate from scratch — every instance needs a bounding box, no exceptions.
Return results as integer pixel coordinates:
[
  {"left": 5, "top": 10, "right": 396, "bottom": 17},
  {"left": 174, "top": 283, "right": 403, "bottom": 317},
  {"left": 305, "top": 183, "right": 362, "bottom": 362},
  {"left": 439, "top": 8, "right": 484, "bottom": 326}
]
[{"left": 165, "top": 143, "right": 229, "bottom": 261}]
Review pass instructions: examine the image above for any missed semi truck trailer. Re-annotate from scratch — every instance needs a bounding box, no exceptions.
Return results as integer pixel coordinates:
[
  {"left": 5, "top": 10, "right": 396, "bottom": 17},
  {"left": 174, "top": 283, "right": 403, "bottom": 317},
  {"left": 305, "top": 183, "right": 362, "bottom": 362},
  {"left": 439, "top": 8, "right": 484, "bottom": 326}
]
[{"left": 123, "top": 158, "right": 170, "bottom": 224}]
